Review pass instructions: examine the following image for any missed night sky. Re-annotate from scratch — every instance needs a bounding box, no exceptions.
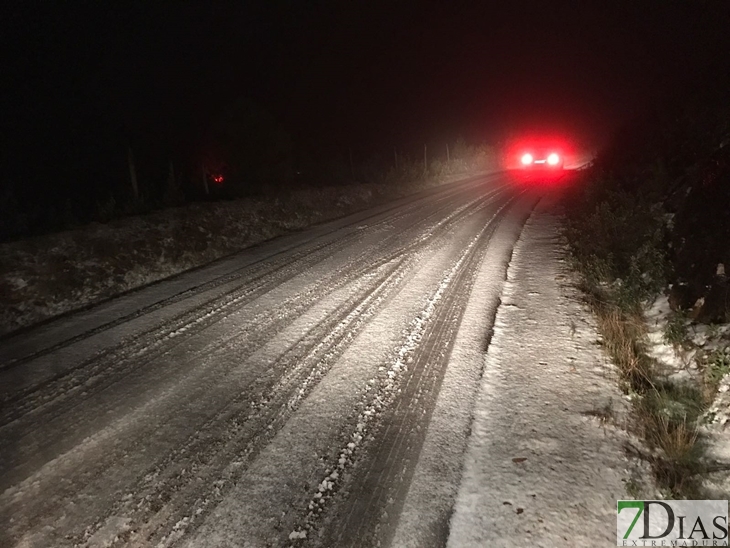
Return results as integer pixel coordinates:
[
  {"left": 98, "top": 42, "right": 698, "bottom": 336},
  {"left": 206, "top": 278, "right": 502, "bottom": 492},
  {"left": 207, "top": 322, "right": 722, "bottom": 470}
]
[{"left": 1, "top": 1, "right": 729, "bottom": 201}]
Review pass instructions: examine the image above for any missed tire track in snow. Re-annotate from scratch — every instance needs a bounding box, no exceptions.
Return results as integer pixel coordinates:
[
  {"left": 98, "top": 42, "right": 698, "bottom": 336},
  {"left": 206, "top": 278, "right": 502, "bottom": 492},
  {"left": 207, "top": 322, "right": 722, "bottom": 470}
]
[
  {"left": 0, "top": 183, "right": 503, "bottom": 434},
  {"left": 286, "top": 195, "right": 521, "bottom": 547},
  {"left": 0, "top": 182, "right": 511, "bottom": 548},
  {"left": 119, "top": 259, "right": 413, "bottom": 548},
  {"left": 82, "top": 187, "right": 511, "bottom": 548},
  {"left": 0, "top": 176, "right": 499, "bottom": 372}
]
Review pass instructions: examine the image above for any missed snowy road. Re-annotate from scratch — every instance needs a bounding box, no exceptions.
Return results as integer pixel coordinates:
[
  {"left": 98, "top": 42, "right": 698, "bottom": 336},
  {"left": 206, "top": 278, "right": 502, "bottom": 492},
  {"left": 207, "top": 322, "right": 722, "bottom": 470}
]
[{"left": 0, "top": 174, "right": 542, "bottom": 548}]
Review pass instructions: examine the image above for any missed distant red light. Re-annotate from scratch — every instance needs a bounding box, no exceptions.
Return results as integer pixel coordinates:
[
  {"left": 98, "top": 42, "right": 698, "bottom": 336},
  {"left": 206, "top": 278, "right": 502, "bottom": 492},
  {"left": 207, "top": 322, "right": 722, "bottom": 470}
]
[
  {"left": 547, "top": 153, "right": 560, "bottom": 165},
  {"left": 503, "top": 134, "right": 576, "bottom": 170},
  {"left": 213, "top": 175, "right": 224, "bottom": 184},
  {"left": 521, "top": 153, "right": 533, "bottom": 165}
]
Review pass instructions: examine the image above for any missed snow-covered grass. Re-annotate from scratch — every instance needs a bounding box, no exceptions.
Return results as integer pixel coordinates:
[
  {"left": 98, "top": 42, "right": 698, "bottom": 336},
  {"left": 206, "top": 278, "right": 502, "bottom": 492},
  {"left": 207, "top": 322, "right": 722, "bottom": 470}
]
[
  {"left": 567, "top": 261, "right": 730, "bottom": 498},
  {"left": 646, "top": 297, "right": 730, "bottom": 423},
  {"left": 581, "top": 286, "right": 706, "bottom": 495},
  {"left": 641, "top": 296, "right": 730, "bottom": 498},
  {"left": 561, "top": 178, "right": 728, "bottom": 497},
  {"left": 0, "top": 172, "right": 491, "bottom": 337}
]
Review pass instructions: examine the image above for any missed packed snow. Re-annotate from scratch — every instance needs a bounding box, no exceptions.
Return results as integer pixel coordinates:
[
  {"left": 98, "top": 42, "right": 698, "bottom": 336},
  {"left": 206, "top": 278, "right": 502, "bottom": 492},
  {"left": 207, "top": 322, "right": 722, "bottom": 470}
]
[{"left": 448, "top": 199, "right": 641, "bottom": 547}]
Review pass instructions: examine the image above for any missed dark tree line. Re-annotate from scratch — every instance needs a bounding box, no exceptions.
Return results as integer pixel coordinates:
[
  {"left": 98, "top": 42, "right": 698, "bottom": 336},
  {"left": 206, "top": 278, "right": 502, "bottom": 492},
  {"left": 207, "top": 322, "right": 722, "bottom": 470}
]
[{"left": 0, "top": 93, "right": 496, "bottom": 243}]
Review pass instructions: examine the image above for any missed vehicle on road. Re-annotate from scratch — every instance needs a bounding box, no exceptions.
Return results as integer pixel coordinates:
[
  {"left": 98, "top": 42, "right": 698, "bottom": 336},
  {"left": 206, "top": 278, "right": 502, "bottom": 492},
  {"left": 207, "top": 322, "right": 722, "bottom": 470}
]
[{"left": 519, "top": 146, "right": 564, "bottom": 170}]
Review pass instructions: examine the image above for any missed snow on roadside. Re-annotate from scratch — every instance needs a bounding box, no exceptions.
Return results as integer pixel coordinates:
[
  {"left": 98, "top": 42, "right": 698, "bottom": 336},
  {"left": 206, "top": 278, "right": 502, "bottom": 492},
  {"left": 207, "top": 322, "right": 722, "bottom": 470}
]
[
  {"left": 0, "top": 173, "right": 491, "bottom": 337},
  {"left": 645, "top": 296, "right": 730, "bottom": 498},
  {"left": 448, "top": 201, "right": 639, "bottom": 547},
  {"left": 644, "top": 296, "right": 698, "bottom": 382},
  {"left": 0, "top": 187, "right": 374, "bottom": 336},
  {"left": 390, "top": 191, "right": 539, "bottom": 548}
]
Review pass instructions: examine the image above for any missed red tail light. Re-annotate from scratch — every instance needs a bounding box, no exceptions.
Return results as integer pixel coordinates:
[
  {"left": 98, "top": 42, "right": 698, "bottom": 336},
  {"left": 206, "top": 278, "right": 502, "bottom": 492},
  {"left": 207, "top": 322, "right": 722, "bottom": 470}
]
[
  {"left": 521, "top": 153, "right": 533, "bottom": 165},
  {"left": 547, "top": 153, "right": 560, "bottom": 165}
]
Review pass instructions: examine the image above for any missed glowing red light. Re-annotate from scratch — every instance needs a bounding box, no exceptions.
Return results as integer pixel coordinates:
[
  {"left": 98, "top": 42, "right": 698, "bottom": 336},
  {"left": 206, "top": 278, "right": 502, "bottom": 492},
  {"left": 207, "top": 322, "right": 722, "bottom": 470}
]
[
  {"left": 213, "top": 175, "right": 224, "bottom": 183},
  {"left": 547, "top": 153, "right": 560, "bottom": 165},
  {"left": 521, "top": 153, "right": 533, "bottom": 165},
  {"left": 503, "top": 133, "right": 576, "bottom": 170}
]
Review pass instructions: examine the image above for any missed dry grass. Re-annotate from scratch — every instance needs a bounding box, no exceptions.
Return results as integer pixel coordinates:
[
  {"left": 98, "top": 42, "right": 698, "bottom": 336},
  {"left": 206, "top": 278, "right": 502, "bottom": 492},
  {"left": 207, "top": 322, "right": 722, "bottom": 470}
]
[
  {"left": 652, "top": 415, "right": 698, "bottom": 462},
  {"left": 593, "top": 303, "right": 654, "bottom": 391},
  {"left": 578, "top": 279, "right": 706, "bottom": 497},
  {"left": 562, "top": 124, "right": 728, "bottom": 498},
  {"left": 641, "top": 410, "right": 702, "bottom": 496}
]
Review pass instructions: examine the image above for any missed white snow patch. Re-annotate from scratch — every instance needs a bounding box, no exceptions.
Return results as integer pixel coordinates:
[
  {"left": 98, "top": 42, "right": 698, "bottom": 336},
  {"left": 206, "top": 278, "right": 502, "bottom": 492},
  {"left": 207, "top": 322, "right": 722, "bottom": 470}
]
[
  {"left": 448, "top": 202, "right": 635, "bottom": 547},
  {"left": 288, "top": 529, "right": 307, "bottom": 540},
  {"left": 644, "top": 295, "right": 730, "bottom": 485},
  {"left": 391, "top": 191, "right": 539, "bottom": 547},
  {"left": 644, "top": 296, "right": 696, "bottom": 377},
  {"left": 85, "top": 515, "right": 132, "bottom": 548}
]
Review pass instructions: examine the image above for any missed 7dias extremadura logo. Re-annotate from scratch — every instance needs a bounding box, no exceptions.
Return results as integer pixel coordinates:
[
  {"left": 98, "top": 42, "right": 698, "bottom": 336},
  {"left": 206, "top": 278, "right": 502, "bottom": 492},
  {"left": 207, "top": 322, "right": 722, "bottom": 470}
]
[{"left": 617, "top": 500, "right": 728, "bottom": 546}]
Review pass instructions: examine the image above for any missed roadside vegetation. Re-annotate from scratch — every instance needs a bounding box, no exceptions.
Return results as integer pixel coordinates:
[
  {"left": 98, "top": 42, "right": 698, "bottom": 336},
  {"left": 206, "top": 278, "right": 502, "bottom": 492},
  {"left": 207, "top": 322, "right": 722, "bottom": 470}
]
[{"left": 563, "top": 69, "right": 730, "bottom": 498}]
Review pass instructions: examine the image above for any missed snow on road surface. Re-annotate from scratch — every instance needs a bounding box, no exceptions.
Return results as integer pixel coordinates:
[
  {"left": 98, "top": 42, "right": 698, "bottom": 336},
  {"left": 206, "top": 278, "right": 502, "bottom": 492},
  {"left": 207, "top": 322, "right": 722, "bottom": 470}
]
[
  {"left": 0, "top": 174, "right": 631, "bottom": 548},
  {"left": 447, "top": 198, "right": 632, "bottom": 548}
]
